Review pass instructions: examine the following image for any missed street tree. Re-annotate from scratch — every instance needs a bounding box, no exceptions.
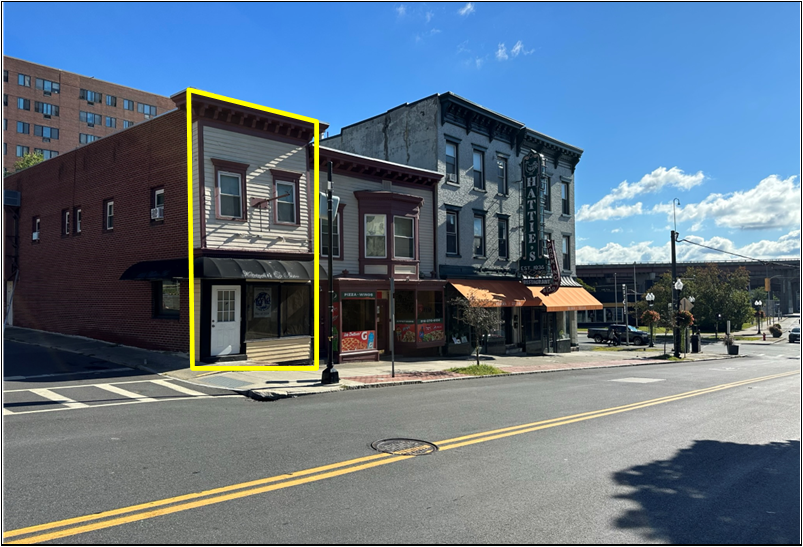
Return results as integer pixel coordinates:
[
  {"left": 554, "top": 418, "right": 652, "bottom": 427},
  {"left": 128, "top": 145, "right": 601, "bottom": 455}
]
[{"left": 451, "top": 295, "right": 502, "bottom": 366}]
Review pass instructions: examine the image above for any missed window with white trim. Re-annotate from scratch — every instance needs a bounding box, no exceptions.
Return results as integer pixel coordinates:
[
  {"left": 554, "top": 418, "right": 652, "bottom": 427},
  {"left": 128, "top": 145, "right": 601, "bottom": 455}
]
[
  {"left": 321, "top": 214, "right": 341, "bottom": 258},
  {"left": 473, "top": 214, "right": 485, "bottom": 257},
  {"left": 394, "top": 216, "right": 415, "bottom": 259},
  {"left": 472, "top": 150, "right": 484, "bottom": 190},
  {"left": 365, "top": 214, "right": 387, "bottom": 258},
  {"left": 446, "top": 211, "right": 459, "bottom": 255},
  {"left": 63, "top": 210, "right": 70, "bottom": 235},
  {"left": 218, "top": 171, "right": 243, "bottom": 218},
  {"left": 105, "top": 200, "right": 114, "bottom": 231},
  {"left": 445, "top": 142, "right": 457, "bottom": 183},
  {"left": 275, "top": 181, "right": 296, "bottom": 224},
  {"left": 75, "top": 208, "right": 82, "bottom": 234}
]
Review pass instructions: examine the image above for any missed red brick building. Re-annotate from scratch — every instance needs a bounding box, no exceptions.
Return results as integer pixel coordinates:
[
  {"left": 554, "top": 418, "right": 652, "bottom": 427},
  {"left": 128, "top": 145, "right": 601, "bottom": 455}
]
[
  {"left": 4, "top": 108, "right": 190, "bottom": 352},
  {"left": 3, "top": 56, "right": 173, "bottom": 174}
]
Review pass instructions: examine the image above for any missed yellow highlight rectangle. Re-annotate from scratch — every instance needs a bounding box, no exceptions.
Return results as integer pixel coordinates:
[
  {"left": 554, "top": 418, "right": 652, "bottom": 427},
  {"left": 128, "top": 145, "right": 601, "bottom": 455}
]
[{"left": 185, "top": 88, "right": 319, "bottom": 371}]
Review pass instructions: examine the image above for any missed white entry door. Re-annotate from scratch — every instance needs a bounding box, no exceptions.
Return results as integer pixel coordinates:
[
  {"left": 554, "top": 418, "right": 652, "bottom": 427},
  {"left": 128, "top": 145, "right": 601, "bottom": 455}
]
[{"left": 211, "top": 285, "right": 241, "bottom": 356}]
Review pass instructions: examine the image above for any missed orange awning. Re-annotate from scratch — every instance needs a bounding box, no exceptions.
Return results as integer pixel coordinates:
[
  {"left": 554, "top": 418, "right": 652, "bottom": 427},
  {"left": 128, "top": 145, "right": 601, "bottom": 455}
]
[
  {"left": 450, "top": 280, "right": 541, "bottom": 307},
  {"left": 529, "top": 286, "right": 603, "bottom": 312}
]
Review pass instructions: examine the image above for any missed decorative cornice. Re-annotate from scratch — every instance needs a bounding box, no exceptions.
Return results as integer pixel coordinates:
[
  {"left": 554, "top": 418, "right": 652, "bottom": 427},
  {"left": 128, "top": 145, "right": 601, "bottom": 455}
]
[
  {"left": 438, "top": 93, "right": 525, "bottom": 146},
  {"left": 313, "top": 145, "right": 443, "bottom": 187},
  {"left": 523, "top": 128, "right": 583, "bottom": 172}
]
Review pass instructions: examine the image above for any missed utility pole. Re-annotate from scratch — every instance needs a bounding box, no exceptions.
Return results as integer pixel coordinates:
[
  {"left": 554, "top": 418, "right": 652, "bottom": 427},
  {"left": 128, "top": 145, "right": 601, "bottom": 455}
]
[
  {"left": 633, "top": 262, "right": 638, "bottom": 329},
  {"left": 671, "top": 230, "right": 680, "bottom": 359},
  {"left": 614, "top": 273, "right": 618, "bottom": 323}
]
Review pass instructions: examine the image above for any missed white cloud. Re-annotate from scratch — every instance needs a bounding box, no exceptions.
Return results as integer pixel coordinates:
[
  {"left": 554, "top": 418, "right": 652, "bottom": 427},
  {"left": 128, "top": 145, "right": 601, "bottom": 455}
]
[
  {"left": 496, "top": 43, "right": 508, "bottom": 61},
  {"left": 456, "top": 40, "right": 470, "bottom": 54},
  {"left": 396, "top": 4, "right": 406, "bottom": 17},
  {"left": 430, "top": 28, "right": 441, "bottom": 35},
  {"left": 656, "top": 175, "right": 800, "bottom": 231},
  {"left": 611, "top": 228, "right": 622, "bottom": 233},
  {"left": 458, "top": 2, "right": 475, "bottom": 16},
  {"left": 425, "top": 11, "right": 434, "bottom": 23},
  {"left": 576, "top": 167, "right": 705, "bottom": 222},
  {"left": 576, "top": 230, "right": 801, "bottom": 265},
  {"left": 475, "top": 56, "right": 485, "bottom": 69},
  {"left": 511, "top": 40, "right": 534, "bottom": 57}
]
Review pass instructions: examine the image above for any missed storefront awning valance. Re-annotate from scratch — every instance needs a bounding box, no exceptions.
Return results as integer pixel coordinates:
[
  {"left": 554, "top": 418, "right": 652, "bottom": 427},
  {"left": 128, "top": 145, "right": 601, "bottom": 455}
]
[
  {"left": 195, "top": 257, "right": 318, "bottom": 281},
  {"left": 119, "top": 258, "right": 189, "bottom": 280},
  {"left": 529, "top": 286, "right": 603, "bottom": 312},
  {"left": 450, "top": 280, "right": 541, "bottom": 307}
]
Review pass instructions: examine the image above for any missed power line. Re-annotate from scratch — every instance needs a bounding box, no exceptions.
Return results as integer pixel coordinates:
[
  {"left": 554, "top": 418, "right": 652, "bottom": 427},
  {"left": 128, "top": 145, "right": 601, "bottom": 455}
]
[{"left": 677, "top": 238, "right": 799, "bottom": 269}]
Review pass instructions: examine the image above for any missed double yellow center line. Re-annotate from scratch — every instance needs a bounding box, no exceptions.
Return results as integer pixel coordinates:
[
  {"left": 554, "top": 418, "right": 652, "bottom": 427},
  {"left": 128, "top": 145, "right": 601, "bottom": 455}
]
[{"left": 5, "top": 370, "right": 797, "bottom": 544}]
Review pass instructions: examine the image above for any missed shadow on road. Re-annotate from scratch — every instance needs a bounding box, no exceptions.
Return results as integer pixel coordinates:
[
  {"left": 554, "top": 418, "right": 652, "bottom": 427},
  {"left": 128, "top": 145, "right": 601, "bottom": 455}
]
[{"left": 612, "top": 439, "right": 800, "bottom": 544}]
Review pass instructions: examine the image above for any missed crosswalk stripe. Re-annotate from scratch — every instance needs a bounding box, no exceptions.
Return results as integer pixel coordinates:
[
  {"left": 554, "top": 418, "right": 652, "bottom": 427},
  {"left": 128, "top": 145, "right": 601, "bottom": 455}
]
[
  {"left": 3, "top": 395, "right": 241, "bottom": 415},
  {"left": 93, "top": 384, "right": 159, "bottom": 403},
  {"left": 150, "top": 380, "right": 208, "bottom": 397},
  {"left": 28, "top": 388, "right": 90, "bottom": 409},
  {"left": 3, "top": 407, "right": 14, "bottom": 415}
]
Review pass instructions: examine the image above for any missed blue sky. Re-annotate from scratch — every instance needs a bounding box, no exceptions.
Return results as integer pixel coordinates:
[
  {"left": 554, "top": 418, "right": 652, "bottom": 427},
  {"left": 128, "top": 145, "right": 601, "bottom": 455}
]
[{"left": 4, "top": 2, "right": 800, "bottom": 264}]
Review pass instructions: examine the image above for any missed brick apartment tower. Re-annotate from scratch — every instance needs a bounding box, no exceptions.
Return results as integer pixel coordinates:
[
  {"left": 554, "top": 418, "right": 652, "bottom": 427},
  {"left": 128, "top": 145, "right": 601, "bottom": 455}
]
[{"left": 2, "top": 56, "right": 173, "bottom": 174}]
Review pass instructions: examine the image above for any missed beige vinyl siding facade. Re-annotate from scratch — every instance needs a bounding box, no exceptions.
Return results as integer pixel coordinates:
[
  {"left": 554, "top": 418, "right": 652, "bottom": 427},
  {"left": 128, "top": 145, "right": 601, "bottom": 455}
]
[
  {"left": 246, "top": 337, "right": 312, "bottom": 363},
  {"left": 200, "top": 126, "right": 310, "bottom": 254},
  {"left": 318, "top": 173, "right": 434, "bottom": 278}
]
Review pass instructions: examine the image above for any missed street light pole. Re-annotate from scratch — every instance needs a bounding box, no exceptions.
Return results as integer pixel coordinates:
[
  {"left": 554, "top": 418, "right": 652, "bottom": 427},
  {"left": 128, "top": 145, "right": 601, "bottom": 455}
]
[
  {"left": 671, "top": 230, "right": 681, "bottom": 358},
  {"left": 322, "top": 162, "right": 339, "bottom": 385},
  {"left": 645, "top": 292, "right": 655, "bottom": 347},
  {"left": 623, "top": 283, "right": 629, "bottom": 345},
  {"left": 754, "top": 300, "right": 762, "bottom": 335}
]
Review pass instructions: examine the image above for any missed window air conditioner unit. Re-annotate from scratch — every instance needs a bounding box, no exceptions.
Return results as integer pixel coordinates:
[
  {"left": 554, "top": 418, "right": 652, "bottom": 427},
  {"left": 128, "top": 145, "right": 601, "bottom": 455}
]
[
  {"left": 151, "top": 206, "right": 164, "bottom": 220},
  {"left": 43, "top": 91, "right": 51, "bottom": 96},
  {"left": 447, "top": 173, "right": 456, "bottom": 182},
  {"left": 87, "top": 123, "right": 94, "bottom": 127},
  {"left": 87, "top": 101, "right": 94, "bottom": 106},
  {"left": 32, "top": 232, "right": 40, "bottom": 241},
  {"left": 43, "top": 115, "right": 51, "bottom": 119},
  {"left": 42, "top": 138, "right": 50, "bottom": 143}
]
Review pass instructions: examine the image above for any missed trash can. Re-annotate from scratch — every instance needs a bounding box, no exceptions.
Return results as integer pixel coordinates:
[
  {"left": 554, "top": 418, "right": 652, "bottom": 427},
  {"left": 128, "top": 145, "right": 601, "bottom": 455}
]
[{"left": 691, "top": 334, "right": 700, "bottom": 353}]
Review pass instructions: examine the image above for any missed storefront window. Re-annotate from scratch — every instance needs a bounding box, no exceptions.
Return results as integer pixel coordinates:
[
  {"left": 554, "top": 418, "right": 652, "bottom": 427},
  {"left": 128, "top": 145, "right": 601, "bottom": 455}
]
[
  {"left": 342, "top": 300, "right": 375, "bottom": 332},
  {"left": 342, "top": 293, "right": 376, "bottom": 351},
  {"left": 246, "top": 284, "right": 278, "bottom": 340},
  {"left": 282, "top": 284, "right": 310, "bottom": 336},
  {"left": 245, "top": 283, "right": 311, "bottom": 340},
  {"left": 394, "top": 290, "right": 416, "bottom": 343},
  {"left": 417, "top": 290, "right": 445, "bottom": 344}
]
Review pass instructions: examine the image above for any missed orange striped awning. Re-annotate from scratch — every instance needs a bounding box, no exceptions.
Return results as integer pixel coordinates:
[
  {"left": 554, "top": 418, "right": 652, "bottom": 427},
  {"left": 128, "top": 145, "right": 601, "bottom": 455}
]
[
  {"left": 529, "top": 286, "right": 603, "bottom": 312},
  {"left": 450, "top": 280, "right": 541, "bottom": 307}
]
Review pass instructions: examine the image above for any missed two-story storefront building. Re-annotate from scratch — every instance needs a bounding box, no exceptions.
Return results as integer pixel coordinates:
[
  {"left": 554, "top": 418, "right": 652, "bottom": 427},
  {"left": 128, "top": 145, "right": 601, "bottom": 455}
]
[
  {"left": 322, "top": 92, "right": 601, "bottom": 355},
  {"left": 313, "top": 146, "right": 444, "bottom": 363}
]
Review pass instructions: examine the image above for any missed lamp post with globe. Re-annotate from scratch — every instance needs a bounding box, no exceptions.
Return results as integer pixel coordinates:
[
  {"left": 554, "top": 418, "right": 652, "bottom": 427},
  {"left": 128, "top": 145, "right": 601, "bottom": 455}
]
[
  {"left": 754, "top": 300, "right": 763, "bottom": 335},
  {"left": 673, "top": 278, "right": 683, "bottom": 358},
  {"left": 645, "top": 292, "right": 655, "bottom": 347}
]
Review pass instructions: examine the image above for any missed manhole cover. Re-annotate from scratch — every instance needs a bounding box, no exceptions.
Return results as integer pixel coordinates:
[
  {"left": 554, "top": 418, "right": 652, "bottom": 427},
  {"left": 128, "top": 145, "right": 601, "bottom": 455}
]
[{"left": 371, "top": 438, "right": 438, "bottom": 456}]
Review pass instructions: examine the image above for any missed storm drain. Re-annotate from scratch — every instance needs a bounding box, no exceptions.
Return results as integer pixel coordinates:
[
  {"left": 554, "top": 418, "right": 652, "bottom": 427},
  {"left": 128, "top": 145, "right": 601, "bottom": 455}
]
[{"left": 371, "top": 438, "right": 438, "bottom": 456}]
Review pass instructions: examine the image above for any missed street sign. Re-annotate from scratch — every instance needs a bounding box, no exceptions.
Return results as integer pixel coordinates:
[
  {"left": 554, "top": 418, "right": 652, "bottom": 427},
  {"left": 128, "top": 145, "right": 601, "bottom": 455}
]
[
  {"left": 319, "top": 192, "right": 341, "bottom": 221},
  {"left": 679, "top": 297, "right": 694, "bottom": 312}
]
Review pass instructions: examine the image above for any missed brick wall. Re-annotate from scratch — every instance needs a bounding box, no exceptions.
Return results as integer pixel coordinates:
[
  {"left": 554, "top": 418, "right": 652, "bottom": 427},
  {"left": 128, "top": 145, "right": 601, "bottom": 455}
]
[
  {"left": 3, "top": 56, "right": 174, "bottom": 173},
  {"left": 3, "top": 109, "right": 190, "bottom": 352}
]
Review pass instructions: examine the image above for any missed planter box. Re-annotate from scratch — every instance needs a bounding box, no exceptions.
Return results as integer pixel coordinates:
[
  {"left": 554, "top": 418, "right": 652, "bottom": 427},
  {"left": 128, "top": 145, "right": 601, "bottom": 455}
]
[
  {"left": 727, "top": 345, "right": 739, "bottom": 355},
  {"left": 556, "top": 339, "right": 572, "bottom": 354}
]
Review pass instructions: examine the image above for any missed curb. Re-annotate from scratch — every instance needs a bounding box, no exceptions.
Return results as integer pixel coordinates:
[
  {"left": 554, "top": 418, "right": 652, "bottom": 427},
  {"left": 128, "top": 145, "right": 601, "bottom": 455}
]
[{"left": 240, "top": 353, "right": 743, "bottom": 401}]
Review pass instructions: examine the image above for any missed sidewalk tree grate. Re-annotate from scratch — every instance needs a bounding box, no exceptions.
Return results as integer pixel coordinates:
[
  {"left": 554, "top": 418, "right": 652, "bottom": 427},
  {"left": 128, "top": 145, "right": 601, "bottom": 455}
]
[{"left": 371, "top": 438, "right": 438, "bottom": 456}]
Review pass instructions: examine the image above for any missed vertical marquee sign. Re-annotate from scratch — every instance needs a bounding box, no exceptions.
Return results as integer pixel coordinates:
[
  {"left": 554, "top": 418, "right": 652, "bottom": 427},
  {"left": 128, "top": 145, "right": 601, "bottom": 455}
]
[{"left": 520, "top": 151, "right": 548, "bottom": 276}]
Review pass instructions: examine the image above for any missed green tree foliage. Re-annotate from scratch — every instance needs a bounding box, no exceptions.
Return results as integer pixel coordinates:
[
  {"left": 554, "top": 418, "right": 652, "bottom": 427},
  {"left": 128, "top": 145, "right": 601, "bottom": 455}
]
[
  {"left": 11, "top": 151, "right": 45, "bottom": 173},
  {"left": 451, "top": 296, "right": 502, "bottom": 366},
  {"left": 676, "top": 264, "right": 753, "bottom": 331},
  {"left": 576, "top": 278, "right": 596, "bottom": 293}
]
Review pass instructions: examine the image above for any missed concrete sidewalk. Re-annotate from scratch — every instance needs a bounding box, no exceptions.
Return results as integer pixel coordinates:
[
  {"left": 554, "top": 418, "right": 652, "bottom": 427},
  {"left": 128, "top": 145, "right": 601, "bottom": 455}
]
[{"left": 4, "top": 313, "right": 798, "bottom": 401}]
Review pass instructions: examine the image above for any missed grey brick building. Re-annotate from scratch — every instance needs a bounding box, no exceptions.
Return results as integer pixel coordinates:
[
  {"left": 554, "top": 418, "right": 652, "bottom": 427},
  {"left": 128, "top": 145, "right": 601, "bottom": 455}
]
[{"left": 324, "top": 92, "right": 600, "bottom": 354}]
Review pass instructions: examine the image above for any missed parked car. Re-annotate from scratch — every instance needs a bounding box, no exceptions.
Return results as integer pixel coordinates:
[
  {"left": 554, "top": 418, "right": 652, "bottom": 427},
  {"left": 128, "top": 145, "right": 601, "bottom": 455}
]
[
  {"left": 789, "top": 327, "right": 800, "bottom": 343},
  {"left": 587, "top": 324, "right": 651, "bottom": 346}
]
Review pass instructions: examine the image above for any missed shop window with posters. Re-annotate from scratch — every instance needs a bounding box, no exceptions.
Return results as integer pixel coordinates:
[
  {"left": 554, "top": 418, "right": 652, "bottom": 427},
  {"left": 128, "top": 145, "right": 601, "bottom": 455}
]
[
  {"left": 341, "top": 292, "right": 376, "bottom": 352},
  {"left": 417, "top": 291, "right": 445, "bottom": 345},
  {"left": 394, "top": 290, "right": 416, "bottom": 343}
]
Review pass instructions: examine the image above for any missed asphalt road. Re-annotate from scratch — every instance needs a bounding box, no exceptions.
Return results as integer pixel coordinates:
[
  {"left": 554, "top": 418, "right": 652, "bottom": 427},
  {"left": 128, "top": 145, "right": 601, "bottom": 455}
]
[{"left": 3, "top": 340, "right": 800, "bottom": 544}]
